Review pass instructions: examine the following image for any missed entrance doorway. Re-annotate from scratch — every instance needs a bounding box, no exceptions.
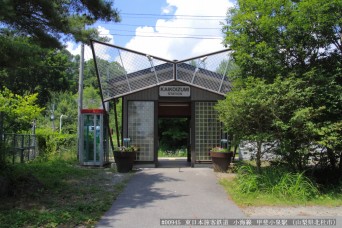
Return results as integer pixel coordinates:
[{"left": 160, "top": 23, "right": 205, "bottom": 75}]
[{"left": 157, "top": 102, "right": 191, "bottom": 167}]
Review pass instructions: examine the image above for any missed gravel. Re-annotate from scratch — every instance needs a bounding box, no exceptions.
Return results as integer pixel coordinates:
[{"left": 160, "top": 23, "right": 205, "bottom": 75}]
[{"left": 241, "top": 206, "right": 342, "bottom": 217}]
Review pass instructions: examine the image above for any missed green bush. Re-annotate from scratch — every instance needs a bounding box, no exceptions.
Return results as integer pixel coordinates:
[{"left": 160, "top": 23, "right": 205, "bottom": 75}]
[{"left": 35, "top": 128, "right": 77, "bottom": 161}]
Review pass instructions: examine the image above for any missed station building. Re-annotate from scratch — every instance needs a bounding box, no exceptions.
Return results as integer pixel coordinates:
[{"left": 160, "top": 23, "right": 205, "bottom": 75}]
[{"left": 88, "top": 40, "right": 232, "bottom": 167}]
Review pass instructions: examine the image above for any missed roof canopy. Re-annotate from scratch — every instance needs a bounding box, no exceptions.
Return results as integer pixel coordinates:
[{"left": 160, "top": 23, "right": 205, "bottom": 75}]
[{"left": 90, "top": 40, "right": 233, "bottom": 101}]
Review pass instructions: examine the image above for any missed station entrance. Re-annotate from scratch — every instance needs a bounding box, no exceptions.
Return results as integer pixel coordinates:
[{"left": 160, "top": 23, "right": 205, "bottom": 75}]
[{"left": 158, "top": 102, "right": 191, "bottom": 167}]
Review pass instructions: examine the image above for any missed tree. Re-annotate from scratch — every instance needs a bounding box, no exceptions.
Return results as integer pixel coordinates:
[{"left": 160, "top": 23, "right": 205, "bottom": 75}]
[
  {"left": 215, "top": 58, "right": 239, "bottom": 80},
  {"left": 158, "top": 118, "right": 189, "bottom": 152},
  {"left": 40, "top": 92, "right": 78, "bottom": 134},
  {"left": 0, "top": 0, "right": 121, "bottom": 107},
  {"left": 221, "top": 0, "right": 342, "bottom": 173},
  {"left": 216, "top": 78, "right": 274, "bottom": 172},
  {"left": 0, "top": 0, "right": 120, "bottom": 48},
  {"left": 264, "top": 74, "right": 334, "bottom": 171},
  {"left": 83, "top": 87, "right": 102, "bottom": 109},
  {"left": 223, "top": 0, "right": 342, "bottom": 81},
  {"left": 0, "top": 32, "right": 76, "bottom": 105},
  {"left": 0, "top": 87, "right": 43, "bottom": 133},
  {"left": 216, "top": 74, "right": 341, "bottom": 172}
]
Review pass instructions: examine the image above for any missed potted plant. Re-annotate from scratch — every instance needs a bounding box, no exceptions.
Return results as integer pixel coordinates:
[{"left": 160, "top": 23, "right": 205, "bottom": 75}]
[
  {"left": 209, "top": 146, "right": 233, "bottom": 172},
  {"left": 113, "top": 146, "right": 139, "bottom": 173}
]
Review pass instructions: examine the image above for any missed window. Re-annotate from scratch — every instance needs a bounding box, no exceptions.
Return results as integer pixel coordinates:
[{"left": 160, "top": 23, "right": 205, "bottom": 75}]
[
  {"left": 195, "top": 102, "right": 222, "bottom": 161},
  {"left": 128, "top": 101, "right": 154, "bottom": 161}
]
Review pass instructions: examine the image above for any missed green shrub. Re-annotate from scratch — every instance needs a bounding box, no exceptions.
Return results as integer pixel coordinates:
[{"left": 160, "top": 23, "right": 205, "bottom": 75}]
[{"left": 35, "top": 128, "right": 77, "bottom": 161}]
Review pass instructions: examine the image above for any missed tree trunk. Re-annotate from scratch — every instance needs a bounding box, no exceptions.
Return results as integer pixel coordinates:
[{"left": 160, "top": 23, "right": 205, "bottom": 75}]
[
  {"left": 339, "top": 151, "right": 342, "bottom": 175},
  {"left": 232, "top": 144, "right": 238, "bottom": 162},
  {"left": 231, "top": 135, "right": 239, "bottom": 162},
  {"left": 0, "top": 112, "right": 3, "bottom": 136},
  {"left": 0, "top": 112, "right": 4, "bottom": 165},
  {"left": 256, "top": 141, "right": 262, "bottom": 173},
  {"left": 327, "top": 148, "right": 337, "bottom": 168}
]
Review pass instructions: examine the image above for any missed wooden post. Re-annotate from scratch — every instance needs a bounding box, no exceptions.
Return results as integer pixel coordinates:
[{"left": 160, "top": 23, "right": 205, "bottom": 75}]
[
  {"left": 28, "top": 135, "right": 30, "bottom": 160},
  {"left": 20, "top": 135, "right": 24, "bottom": 163},
  {"left": 106, "top": 111, "right": 115, "bottom": 161},
  {"left": 12, "top": 134, "right": 16, "bottom": 164},
  {"left": 113, "top": 99, "right": 121, "bottom": 148}
]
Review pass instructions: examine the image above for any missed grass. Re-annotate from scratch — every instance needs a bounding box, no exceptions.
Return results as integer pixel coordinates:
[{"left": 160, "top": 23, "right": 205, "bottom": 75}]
[
  {"left": 220, "top": 164, "right": 342, "bottom": 207},
  {"left": 0, "top": 159, "right": 132, "bottom": 227},
  {"left": 158, "top": 148, "right": 187, "bottom": 157}
]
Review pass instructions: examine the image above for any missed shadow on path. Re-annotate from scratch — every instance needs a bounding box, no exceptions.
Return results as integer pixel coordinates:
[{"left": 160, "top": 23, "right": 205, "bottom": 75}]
[
  {"left": 97, "top": 168, "right": 245, "bottom": 228},
  {"left": 158, "top": 157, "right": 190, "bottom": 168}
]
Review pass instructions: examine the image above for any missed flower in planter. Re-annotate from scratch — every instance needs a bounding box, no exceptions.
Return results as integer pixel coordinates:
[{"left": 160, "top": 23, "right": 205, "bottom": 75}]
[
  {"left": 210, "top": 146, "right": 229, "bottom": 153},
  {"left": 117, "top": 145, "right": 139, "bottom": 152},
  {"left": 210, "top": 146, "right": 233, "bottom": 172}
]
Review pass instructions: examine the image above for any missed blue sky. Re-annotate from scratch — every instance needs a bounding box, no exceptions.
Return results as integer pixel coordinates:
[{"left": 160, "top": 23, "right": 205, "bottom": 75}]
[{"left": 66, "top": 0, "right": 235, "bottom": 61}]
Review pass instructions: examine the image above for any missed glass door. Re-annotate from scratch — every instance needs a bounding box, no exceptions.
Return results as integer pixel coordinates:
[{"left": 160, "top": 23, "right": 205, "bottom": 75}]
[{"left": 82, "top": 114, "right": 102, "bottom": 165}]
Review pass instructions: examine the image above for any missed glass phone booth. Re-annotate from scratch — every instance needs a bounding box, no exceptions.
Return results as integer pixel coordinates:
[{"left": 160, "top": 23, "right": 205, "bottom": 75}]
[{"left": 79, "top": 109, "right": 109, "bottom": 166}]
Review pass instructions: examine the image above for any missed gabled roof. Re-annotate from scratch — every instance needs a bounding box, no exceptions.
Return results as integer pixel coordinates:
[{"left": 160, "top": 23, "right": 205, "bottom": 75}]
[{"left": 90, "top": 40, "right": 232, "bottom": 101}]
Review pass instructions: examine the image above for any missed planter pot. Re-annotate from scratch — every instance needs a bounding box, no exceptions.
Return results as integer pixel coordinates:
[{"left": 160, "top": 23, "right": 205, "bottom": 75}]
[
  {"left": 209, "top": 151, "right": 233, "bottom": 172},
  {"left": 114, "top": 151, "right": 136, "bottom": 173}
]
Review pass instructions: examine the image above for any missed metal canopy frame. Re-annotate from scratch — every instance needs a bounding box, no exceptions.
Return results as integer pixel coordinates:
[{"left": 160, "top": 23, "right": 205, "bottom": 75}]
[{"left": 90, "top": 40, "right": 233, "bottom": 102}]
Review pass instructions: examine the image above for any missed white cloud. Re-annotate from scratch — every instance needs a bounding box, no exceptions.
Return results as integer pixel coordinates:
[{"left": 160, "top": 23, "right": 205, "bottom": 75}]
[
  {"left": 97, "top": 26, "right": 115, "bottom": 44},
  {"left": 65, "top": 42, "right": 93, "bottom": 61},
  {"left": 125, "top": 0, "right": 233, "bottom": 61},
  {"left": 65, "top": 41, "right": 81, "bottom": 56},
  {"left": 161, "top": 5, "right": 175, "bottom": 14},
  {"left": 66, "top": 26, "right": 115, "bottom": 61}
]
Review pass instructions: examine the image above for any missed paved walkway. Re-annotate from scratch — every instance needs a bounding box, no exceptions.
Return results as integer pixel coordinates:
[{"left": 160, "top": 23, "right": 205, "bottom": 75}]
[{"left": 97, "top": 166, "right": 245, "bottom": 228}]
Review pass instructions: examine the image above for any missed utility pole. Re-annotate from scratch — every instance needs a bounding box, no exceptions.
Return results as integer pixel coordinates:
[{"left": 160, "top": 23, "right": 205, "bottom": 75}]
[
  {"left": 59, "top": 115, "right": 67, "bottom": 134},
  {"left": 77, "top": 43, "right": 85, "bottom": 159}
]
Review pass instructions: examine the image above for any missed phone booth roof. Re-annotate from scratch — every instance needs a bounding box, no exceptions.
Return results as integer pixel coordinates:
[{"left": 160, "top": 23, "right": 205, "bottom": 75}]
[{"left": 81, "top": 109, "right": 106, "bottom": 114}]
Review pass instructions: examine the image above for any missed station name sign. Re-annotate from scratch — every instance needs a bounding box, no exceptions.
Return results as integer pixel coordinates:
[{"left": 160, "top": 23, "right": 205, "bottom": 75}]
[{"left": 159, "top": 86, "right": 191, "bottom": 97}]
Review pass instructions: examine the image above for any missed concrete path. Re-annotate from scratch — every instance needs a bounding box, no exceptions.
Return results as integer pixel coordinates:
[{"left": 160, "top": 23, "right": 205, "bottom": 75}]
[{"left": 97, "top": 167, "right": 245, "bottom": 228}]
